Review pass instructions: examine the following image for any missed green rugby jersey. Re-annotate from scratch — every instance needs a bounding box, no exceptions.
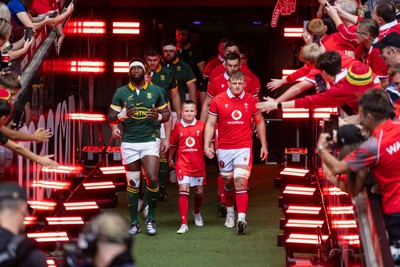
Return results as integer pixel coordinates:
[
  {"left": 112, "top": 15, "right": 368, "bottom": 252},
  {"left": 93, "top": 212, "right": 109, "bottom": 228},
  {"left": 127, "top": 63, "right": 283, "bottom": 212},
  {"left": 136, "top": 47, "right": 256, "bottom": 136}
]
[
  {"left": 110, "top": 82, "right": 167, "bottom": 143},
  {"left": 148, "top": 64, "right": 177, "bottom": 103},
  {"left": 161, "top": 58, "right": 196, "bottom": 106}
]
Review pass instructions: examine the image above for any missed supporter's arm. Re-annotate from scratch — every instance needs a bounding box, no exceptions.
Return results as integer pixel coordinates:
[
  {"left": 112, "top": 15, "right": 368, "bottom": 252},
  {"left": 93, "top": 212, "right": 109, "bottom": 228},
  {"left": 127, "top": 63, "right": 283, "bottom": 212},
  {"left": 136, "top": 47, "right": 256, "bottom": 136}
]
[
  {"left": 160, "top": 103, "right": 172, "bottom": 154},
  {"left": 17, "top": 11, "right": 50, "bottom": 30},
  {"left": 325, "top": 5, "right": 358, "bottom": 42},
  {"left": 45, "top": 3, "right": 74, "bottom": 27},
  {"left": 335, "top": 5, "right": 360, "bottom": 25},
  {"left": 317, "top": 133, "right": 351, "bottom": 175},
  {"left": 170, "top": 88, "right": 181, "bottom": 120},
  {"left": 3, "top": 138, "right": 58, "bottom": 167},
  {"left": 0, "top": 126, "right": 52, "bottom": 142},
  {"left": 275, "top": 80, "right": 315, "bottom": 102},
  {"left": 9, "top": 37, "right": 34, "bottom": 60}
]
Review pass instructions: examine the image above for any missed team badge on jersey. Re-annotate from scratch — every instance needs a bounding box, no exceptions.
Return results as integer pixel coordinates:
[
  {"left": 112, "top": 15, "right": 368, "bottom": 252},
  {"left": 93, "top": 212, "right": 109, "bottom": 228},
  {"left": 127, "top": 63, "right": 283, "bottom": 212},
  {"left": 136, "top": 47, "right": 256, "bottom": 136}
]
[
  {"left": 231, "top": 110, "right": 242, "bottom": 120},
  {"left": 244, "top": 103, "right": 249, "bottom": 111},
  {"left": 221, "top": 84, "right": 225, "bottom": 88},
  {"left": 177, "top": 66, "right": 182, "bottom": 71},
  {"left": 196, "top": 130, "right": 200, "bottom": 136},
  {"left": 147, "top": 93, "right": 152, "bottom": 99},
  {"left": 160, "top": 75, "right": 165, "bottom": 81},
  {"left": 185, "top": 137, "right": 196, "bottom": 147}
]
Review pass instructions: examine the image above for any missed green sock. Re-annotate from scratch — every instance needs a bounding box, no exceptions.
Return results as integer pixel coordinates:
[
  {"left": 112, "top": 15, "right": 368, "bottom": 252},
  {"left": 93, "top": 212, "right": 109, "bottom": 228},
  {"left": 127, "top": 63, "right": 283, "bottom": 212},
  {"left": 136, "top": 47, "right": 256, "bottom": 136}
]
[
  {"left": 158, "top": 158, "right": 168, "bottom": 187},
  {"left": 127, "top": 186, "right": 140, "bottom": 226},
  {"left": 146, "top": 185, "right": 159, "bottom": 222}
]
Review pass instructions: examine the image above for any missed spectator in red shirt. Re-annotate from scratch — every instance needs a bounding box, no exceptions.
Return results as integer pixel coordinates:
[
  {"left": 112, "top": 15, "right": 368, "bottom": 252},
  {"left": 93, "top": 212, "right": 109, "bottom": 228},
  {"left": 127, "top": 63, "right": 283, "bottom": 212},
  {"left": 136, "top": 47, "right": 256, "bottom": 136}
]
[{"left": 317, "top": 89, "right": 400, "bottom": 264}]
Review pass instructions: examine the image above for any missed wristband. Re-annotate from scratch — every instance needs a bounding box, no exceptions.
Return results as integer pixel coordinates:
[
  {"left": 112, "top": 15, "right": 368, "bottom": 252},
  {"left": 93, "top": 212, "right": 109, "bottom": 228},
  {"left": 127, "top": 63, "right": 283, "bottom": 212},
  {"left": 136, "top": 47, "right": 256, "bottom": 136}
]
[
  {"left": 317, "top": 145, "right": 325, "bottom": 153},
  {"left": 157, "top": 113, "right": 162, "bottom": 122},
  {"left": 277, "top": 102, "right": 282, "bottom": 109},
  {"left": 117, "top": 108, "right": 128, "bottom": 121}
]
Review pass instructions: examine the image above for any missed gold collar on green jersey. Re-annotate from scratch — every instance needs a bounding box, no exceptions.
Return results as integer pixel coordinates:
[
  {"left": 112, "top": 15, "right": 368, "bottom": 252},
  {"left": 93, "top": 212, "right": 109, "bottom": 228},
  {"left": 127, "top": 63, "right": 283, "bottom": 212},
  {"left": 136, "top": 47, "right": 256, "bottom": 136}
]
[{"left": 128, "top": 82, "right": 149, "bottom": 91}]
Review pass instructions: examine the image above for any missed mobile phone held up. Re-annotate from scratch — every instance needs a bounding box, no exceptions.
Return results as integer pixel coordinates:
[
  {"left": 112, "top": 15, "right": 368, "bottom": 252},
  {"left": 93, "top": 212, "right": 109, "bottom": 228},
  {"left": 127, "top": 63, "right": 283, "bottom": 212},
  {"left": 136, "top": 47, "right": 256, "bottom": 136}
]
[
  {"left": 315, "top": 73, "right": 327, "bottom": 93},
  {"left": 24, "top": 27, "right": 33, "bottom": 42},
  {"left": 49, "top": 10, "right": 58, "bottom": 18},
  {"left": 324, "top": 114, "right": 339, "bottom": 141}
]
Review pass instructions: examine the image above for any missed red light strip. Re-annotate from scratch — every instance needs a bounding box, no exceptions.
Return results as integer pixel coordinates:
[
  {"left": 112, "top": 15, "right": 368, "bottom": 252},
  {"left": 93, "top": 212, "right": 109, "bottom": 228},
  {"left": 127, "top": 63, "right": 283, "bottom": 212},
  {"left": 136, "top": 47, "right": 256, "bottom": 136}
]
[
  {"left": 282, "top": 108, "right": 338, "bottom": 119},
  {"left": 46, "top": 217, "right": 84, "bottom": 225},
  {"left": 340, "top": 235, "right": 360, "bottom": 245},
  {"left": 283, "top": 185, "right": 316, "bottom": 195},
  {"left": 327, "top": 187, "right": 348, "bottom": 196},
  {"left": 100, "top": 166, "right": 125, "bottom": 174},
  {"left": 47, "top": 259, "right": 56, "bottom": 267},
  {"left": 284, "top": 28, "right": 303, "bottom": 38},
  {"left": 286, "top": 219, "right": 324, "bottom": 228},
  {"left": 286, "top": 233, "right": 329, "bottom": 244},
  {"left": 328, "top": 206, "right": 354, "bottom": 215},
  {"left": 112, "top": 22, "right": 140, "bottom": 34},
  {"left": 27, "top": 232, "right": 69, "bottom": 242},
  {"left": 332, "top": 220, "right": 357, "bottom": 229},
  {"left": 280, "top": 171, "right": 307, "bottom": 177},
  {"left": 65, "top": 21, "right": 106, "bottom": 35},
  {"left": 283, "top": 167, "right": 309, "bottom": 173},
  {"left": 31, "top": 180, "right": 70, "bottom": 190},
  {"left": 66, "top": 113, "right": 106, "bottom": 122},
  {"left": 286, "top": 205, "right": 321, "bottom": 214},
  {"left": 70, "top": 61, "right": 105, "bottom": 73},
  {"left": 83, "top": 181, "right": 115, "bottom": 190},
  {"left": 27, "top": 201, "right": 57, "bottom": 210},
  {"left": 41, "top": 165, "right": 82, "bottom": 174},
  {"left": 64, "top": 201, "right": 99, "bottom": 210},
  {"left": 113, "top": 61, "right": 129, "bottom": 73},
  {"left": 24, "top": 216, "right": 37, "bottom": 225}
]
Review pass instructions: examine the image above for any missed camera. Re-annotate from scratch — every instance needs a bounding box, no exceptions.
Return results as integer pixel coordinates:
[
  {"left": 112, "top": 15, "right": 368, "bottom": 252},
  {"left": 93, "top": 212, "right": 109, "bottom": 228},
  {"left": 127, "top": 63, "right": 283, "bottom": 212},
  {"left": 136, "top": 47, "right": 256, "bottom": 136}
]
[{"left": 324, "top": 114, "right": 338, "bottom": 141}]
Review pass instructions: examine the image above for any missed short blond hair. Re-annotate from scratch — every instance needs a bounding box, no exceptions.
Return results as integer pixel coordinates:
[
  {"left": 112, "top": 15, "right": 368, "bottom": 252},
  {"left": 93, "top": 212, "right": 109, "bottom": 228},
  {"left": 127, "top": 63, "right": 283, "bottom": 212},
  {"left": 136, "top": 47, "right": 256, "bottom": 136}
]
[{"left": 299, "top": 43, "right": 322, "bottom": 64}]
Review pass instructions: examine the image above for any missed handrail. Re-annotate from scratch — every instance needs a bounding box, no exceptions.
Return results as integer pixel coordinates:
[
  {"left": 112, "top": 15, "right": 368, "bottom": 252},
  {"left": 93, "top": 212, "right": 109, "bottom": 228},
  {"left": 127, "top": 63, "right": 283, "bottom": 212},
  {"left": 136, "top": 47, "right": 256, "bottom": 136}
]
[{"left": 353, "top": 189, "right": 393, "bottom": 267}]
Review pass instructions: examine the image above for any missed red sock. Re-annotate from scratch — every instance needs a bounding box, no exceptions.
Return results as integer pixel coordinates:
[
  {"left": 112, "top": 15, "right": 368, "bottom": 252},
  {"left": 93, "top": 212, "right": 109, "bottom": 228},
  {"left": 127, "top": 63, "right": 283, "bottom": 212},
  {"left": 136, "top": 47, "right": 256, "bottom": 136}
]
[
  {"left": 217, "top": 174, "right": 225, "bottom": 204},
  {"left": 193, "top": 193, "right": 203, "bottom": 214},
  {"left": 224, "top": 187, "right": 235, "bottom": 208},
  {"left": 236, "top": 190, "right": 248, "bottom": 214},
  {"left": 179, "top": 191, "right": 189, "bottom": 224}
]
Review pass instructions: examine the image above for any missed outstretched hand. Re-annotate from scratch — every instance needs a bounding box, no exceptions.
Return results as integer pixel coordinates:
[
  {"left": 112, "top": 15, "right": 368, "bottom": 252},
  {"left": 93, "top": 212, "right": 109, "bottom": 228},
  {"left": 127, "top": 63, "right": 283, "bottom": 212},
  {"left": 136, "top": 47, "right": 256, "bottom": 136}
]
[
  {"left": 255, "top": 97, "right": 278, "bottom": 113},
  {"left": 147, "top": 104, "right": 159, "bottom": 120},
  {"left": 35, "top": 128, "right": 52, "bottom": 142},
  {"left": 39, "top": 154, "right": 59, "bottom": 168}
]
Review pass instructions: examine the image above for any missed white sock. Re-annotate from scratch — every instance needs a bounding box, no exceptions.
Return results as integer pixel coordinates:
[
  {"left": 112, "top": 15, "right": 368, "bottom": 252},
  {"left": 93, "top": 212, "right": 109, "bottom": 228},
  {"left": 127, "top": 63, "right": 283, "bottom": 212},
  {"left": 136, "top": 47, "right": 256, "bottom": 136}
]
[
  {"left": 227, "top": 206, "right": 235, "bottom": 217},
  {"left": 238, "top": 213, "right": 246, "bottom": 221}
]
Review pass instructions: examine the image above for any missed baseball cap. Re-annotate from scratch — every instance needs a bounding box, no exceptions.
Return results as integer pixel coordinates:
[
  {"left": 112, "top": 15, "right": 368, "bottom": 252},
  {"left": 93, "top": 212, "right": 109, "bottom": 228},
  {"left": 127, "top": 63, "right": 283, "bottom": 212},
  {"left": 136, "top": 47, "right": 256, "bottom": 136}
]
[
  {"left": 332, "top": 124, "right": 363, "bottom": 149},
  {"left": 372, "top": 32, "right": 400, "bottom": 49},
  {"left": 0, "top": 182, "right": 27, "bottom": 202}
]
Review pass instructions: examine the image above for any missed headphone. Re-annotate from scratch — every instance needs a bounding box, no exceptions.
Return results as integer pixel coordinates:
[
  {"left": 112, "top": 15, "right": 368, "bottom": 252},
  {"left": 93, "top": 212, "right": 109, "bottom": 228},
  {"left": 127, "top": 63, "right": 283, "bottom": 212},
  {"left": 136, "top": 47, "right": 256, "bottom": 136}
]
[{"left": 78, "top": 213, "right": 132, "bottom": 256}]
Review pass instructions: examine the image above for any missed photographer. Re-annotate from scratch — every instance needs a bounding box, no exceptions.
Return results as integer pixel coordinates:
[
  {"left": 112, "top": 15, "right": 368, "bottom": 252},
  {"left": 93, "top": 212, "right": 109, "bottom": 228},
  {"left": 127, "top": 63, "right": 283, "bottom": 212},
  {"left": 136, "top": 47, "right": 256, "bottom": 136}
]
[
  {"left": 317, "top": 89, "right": 400, "bottom": 264},
  {"left": 76, "top": 212, "right": 135, "bottom": 267},
  {"left": 0, "top": 182, "right": 47, "bottom": 267}
]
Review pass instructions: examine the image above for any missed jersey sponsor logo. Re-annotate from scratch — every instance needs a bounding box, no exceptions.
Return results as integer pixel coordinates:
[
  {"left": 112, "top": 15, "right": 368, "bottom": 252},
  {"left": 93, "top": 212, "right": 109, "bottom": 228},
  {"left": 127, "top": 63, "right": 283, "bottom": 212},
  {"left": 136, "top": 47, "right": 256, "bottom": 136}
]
[
  {"left": 185, "top": 136, "right": 196, "bottom": 147},
  {"left": 147, "top": 93, "right": 152, "bottom": 99},
  {"left": 386, "top": 141, "right": 400, "bottom": 155},
  {"left": 231, "top": 110, "right": 242, "bottom": 120},
  {"left": 160, "top": 75, "right": 165, "bottom": 81},
  {"left": 132, "top": 107, "right": 151, "bottom": 120},
  {"left": 219, "top": 160, "right": 225, "bottom": 168}
]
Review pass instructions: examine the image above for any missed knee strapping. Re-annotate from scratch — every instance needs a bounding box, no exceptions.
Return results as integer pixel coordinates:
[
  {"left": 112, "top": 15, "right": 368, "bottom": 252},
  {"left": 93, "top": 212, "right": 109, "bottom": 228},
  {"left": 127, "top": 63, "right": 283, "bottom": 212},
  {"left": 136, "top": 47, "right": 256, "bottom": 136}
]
[
  {"left": 234, "top": 168, "right": 250, "bottom": 179},
  {"left": 126, "top": 171, "right": 141, "bottom": 187},
  {"left": 220, "top": 171, "right": 233, "bottom": 179}
]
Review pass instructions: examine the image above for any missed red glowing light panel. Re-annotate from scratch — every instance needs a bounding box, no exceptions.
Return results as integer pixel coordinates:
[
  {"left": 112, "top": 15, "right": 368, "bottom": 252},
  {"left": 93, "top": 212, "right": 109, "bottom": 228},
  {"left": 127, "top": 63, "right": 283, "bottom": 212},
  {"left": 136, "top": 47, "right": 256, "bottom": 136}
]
[
  {"left": 27, "top": 201, "right": 57, "bottom": 211},
  {"left": 327, "top": 187, "right": 348, "bottom": 196},
  {"left": 31, "top": 180, "right": 70, "bottom": 190},
  {"left": 282, "top": 107, "right": 338, "bottom": 119},
  {"left": 41, "top": 165, "right": 82, "bottom": 174},
  {"left": 284, "top": 27, "right": 303, "bottom": 38},
  {"left": 47, "top": 259, "right": 56, "bottom": 267},
  {"left": 65, "top": 21, "right": 106, "bottom": 35},
  {"left": 100, "top": 166, "right": 125, "bottom": 174},
  {"left": 332, "top": 220, "right": 357, "bottom": 229},
  {"left": 27, "top": 232, "right": 69, "bottom": 242},
  {"left": 283, "top": 185, "right": 316, "bottom": 196},
  {"left": 286, "top": 219, "right": 324, "bottom": 228},
  {"left": 46, "top": 217, "right": 84, "bottom": 225},
  {"left": 328, "top": 206, "right": 354, "bottom": 215},
  {"left": 286, "top": 233, "right": 329, "bottom": 244},
  {"left": 339, "top": 235, "right": 360, "bottom": 245},
  {"left": 113, "top": 61, "right": 129, "bottom": 73},
  {"left": 286, "top": 205, "right": 321, "bottom": 215},
  {"left": 24, "top": 216, "right": 37, "bottom": 225},
  {"left": 64, "top": 201, "right": 99, "bottom": 210},
  {"left": 83, "top": 181, "right": 115, "bottom": 190},
  {"left": 113, "top": 22, "right": 140, "bottom": 34},
  {"left": 66, "top": 113, "right": 106, "bottom": 122},
  {"left": 280, "top": 167, "right": 310, "bottom": 177},
  {"left": 70, "top": 61, "right": 105, "bottom": 73},
  {"left": 282, "top": 69, "right": 305, "bottom": 81}
]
